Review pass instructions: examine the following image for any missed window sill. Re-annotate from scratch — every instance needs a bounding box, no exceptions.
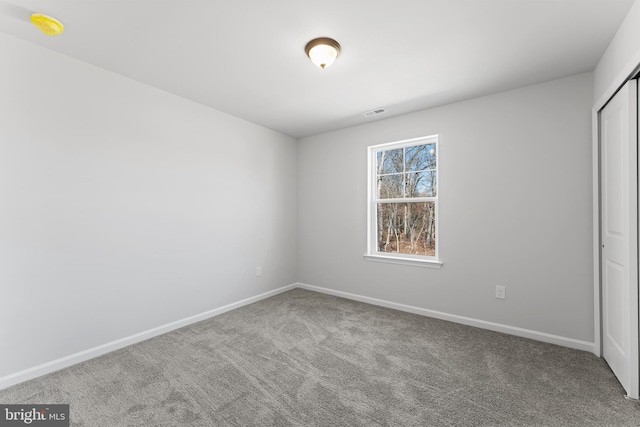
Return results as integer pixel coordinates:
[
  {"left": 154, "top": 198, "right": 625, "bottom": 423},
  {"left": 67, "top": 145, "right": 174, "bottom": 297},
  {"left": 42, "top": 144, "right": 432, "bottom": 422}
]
[{"left": 363, "top": 254, "right": 443, "bottom": 269}]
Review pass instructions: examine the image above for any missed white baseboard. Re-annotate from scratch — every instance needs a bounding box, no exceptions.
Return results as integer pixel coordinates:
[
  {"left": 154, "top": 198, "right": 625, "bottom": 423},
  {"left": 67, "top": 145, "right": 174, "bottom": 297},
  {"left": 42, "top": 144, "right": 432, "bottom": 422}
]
[
  {"left": 295, "top": 283, "right": 596, "bottom": 354},
  {"left": 0, "top": 281, "right": 597, "bottom": 391},
  {"left": 0, "top": 284, "right": 297, "bottom": 391}
]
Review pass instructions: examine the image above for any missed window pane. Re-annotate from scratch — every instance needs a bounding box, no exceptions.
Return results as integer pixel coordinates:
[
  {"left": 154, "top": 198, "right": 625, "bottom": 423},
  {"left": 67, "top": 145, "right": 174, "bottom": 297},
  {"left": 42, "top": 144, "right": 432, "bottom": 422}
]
[
  {"left": 377, "top": 174, "right": 404, "bottom": 199},
  {"left": 406, "top": 170, "right": 437, "bottom": 197},
  {"left": 377, "top": 149, "right": 403, "bottom": 174},
  {"left": 405, "top": 143, "right": 436, "bottom": 172},
  {"left": 377, "top": 202, "right": 436, "bottom": 256}
]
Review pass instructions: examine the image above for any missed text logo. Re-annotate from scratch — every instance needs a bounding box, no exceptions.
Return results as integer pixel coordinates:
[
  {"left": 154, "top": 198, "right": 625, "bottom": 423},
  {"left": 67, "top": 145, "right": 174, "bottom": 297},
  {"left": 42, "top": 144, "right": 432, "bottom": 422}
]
[{"left": 0, "top": 405, "right": 69, "bottom": 427}]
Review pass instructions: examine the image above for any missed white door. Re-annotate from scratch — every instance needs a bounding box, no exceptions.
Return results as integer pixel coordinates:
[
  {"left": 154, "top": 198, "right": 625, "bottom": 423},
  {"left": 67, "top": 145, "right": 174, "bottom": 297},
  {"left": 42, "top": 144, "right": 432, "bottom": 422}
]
[{"left": 600, "top": 79, "right": 639, "bottom": 400}]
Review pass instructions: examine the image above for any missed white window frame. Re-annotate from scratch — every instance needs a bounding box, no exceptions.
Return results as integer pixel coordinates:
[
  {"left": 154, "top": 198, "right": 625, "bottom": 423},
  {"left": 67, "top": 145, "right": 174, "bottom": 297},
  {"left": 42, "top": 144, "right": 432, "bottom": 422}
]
[{"left": 365, "top": 135, "right": 442, "bottom": 268}]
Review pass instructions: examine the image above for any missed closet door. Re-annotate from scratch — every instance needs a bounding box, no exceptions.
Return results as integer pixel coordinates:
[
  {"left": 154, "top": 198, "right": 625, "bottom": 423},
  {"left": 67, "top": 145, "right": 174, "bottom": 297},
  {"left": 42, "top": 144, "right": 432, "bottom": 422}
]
[{"left": 600, "top": 79, "right": 639, "bottom": 400}]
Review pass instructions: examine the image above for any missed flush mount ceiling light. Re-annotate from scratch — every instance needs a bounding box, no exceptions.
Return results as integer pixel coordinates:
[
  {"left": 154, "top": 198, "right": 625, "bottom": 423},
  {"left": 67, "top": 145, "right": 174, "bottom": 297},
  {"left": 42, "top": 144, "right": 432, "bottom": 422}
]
[
  {"left": 305, "top": 37, "right": 341, "bottom": 69},
  {"left": 30, "top": 13, "right": 64, "bottom": 36}
]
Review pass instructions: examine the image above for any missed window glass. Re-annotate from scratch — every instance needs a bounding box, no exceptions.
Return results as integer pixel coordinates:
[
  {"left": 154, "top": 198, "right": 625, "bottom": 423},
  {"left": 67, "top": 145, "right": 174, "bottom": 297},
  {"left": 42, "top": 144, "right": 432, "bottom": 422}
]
[{"left": 369, "top": 135, "right": 438, "bottom": 260}]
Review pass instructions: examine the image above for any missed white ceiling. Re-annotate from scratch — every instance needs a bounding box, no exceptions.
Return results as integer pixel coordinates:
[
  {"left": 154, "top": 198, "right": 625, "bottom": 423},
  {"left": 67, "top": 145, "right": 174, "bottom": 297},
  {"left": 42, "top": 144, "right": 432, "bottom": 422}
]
[{"left": 0, "top": 0, "right": 635, "bottom": 138}]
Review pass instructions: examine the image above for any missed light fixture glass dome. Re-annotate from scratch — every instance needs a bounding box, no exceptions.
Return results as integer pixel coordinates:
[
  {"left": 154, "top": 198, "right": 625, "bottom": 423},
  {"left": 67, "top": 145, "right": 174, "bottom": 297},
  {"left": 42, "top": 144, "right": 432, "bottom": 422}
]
[
  {"left": 305, "top": 38, "right": 341, "bottom": 69},
  {"left": 31, "top": 13, "right": 64, "bottom": 36}
]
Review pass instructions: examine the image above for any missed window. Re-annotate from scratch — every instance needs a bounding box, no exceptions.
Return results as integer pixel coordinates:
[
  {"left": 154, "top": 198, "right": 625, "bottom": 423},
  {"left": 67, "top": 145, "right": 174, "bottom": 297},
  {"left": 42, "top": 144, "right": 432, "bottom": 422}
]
[{"left": 366, "top": 135, "right": 441, "bottom": 267}]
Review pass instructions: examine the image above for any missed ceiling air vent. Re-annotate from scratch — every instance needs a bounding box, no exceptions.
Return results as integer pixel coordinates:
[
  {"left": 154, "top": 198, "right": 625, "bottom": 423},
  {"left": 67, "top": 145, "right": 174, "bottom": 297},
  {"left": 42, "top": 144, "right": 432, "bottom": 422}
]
[{"left": 362, "top": 107, "right": 387, "bottom": 118}]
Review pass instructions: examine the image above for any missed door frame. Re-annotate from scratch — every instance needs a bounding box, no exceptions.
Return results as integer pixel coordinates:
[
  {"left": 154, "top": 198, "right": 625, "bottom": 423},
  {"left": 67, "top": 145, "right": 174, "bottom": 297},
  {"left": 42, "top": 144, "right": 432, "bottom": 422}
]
[
  {"left": 593, "top": 55, "right": 640, "bottom": 358},
  {"left": 593, "top": 61, "right": 640, "bottom": 400}
]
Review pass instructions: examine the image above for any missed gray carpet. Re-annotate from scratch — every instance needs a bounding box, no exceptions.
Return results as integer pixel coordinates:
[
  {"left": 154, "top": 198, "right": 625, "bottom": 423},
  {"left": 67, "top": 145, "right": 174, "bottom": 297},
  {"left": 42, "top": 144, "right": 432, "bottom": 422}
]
[{"left": 1, "top": 288, "right": 639, "bottom": 426}]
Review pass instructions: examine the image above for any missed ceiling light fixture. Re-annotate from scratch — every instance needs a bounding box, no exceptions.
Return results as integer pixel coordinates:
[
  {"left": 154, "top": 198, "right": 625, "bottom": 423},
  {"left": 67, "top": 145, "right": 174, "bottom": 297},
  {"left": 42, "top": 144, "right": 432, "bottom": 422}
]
[
  {"left": 30, "top": 13, "right": 64, "bottom": 36},
  {"left": 305, "top": 37, "right": 341, "bottom": 69}
]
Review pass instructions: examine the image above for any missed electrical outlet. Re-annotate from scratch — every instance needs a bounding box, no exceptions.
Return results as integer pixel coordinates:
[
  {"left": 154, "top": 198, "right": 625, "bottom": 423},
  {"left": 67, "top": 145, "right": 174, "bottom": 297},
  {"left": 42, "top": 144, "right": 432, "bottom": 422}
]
[
  {"left": 495, "top": 285, "right": 506, "bottom": 299},
  {"left": 256, "top": 266, "right": 262, "bottom": 277}
]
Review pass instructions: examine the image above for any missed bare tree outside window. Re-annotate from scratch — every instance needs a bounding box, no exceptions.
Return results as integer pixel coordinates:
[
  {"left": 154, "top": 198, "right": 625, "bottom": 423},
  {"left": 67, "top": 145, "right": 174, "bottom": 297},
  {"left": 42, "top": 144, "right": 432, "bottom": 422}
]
[{"left": 369, "top": 136, "right": 438, "bottom": 259}]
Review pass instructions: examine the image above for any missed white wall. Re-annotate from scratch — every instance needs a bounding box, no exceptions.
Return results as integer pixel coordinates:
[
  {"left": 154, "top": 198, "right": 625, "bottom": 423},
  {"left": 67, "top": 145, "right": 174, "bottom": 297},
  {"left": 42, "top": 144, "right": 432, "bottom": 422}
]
[
  {"left": 298, "top": 73, "right": 594, "bottom": 344},
  {"left": 594, "top": 0, "right": 640, "bottom": 105},
  {"left": 0, "top": 33, "right": 297, "bottom": 380}
]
